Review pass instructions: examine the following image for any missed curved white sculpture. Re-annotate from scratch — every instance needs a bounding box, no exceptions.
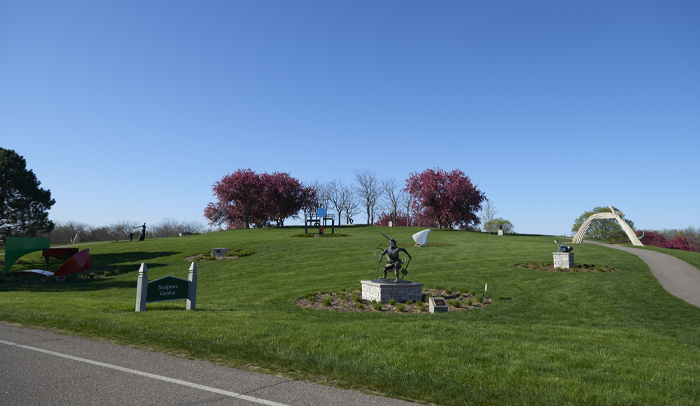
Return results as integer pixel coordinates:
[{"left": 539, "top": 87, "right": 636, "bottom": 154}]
[
  {"left": 572, "top": 206, "right": 643, "bottom": 246},
  {"left": 412, "top": 229, "right": 431, "bottom": 246}
]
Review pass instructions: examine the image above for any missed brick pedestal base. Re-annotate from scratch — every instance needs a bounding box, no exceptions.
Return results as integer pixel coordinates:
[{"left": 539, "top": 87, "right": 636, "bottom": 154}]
[{"left": 361, "top": 280, "right": 423, "bottom": 302}]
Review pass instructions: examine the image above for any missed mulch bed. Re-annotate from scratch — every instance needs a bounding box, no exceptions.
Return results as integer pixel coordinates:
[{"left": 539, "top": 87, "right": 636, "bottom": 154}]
[
  {"left": 516, "top": 263, "right": 620, "bottom": 272},
  {"left": 296, "top": 288, "right": 492, "bottom": 313},
  {"left": 183, "top": 254, "right": 241, "bottom": 261}
]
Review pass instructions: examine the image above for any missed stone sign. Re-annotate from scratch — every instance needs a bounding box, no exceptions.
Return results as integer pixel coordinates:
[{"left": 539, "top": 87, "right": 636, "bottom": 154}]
[{"left": 135, "top": 262, "right": 198, "bottom": 311}]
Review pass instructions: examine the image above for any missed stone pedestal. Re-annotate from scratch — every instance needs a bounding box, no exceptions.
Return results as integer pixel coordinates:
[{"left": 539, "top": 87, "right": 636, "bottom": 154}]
[
  {"left": 429, "top": 297, "right": 448, "bottom": 313},
  {"left": 361, "top": 280, "right": 423, "bottom": 302},
  {"left": 553, "top": 252, "right": 574, "bottom": 269},
  {"left": 212, "top": 248, "right": 227, "bottom": 257},
  {"left": 497, "top": 229, "right": 504, "bottom": 236}
]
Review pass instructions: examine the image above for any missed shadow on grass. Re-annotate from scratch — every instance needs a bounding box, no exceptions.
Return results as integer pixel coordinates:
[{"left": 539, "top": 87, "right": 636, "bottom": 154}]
[
  {"left": 91, "top": 251, "right": 180, "bottom": 267},
  {"left": 0, "top": 277, "right": 141, "bottom": 292}
]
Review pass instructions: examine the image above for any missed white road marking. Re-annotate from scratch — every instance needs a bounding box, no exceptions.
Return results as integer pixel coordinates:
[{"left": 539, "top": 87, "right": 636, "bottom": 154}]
[{"left": 0, "top": 339, "right": 290, "bottom": 406}]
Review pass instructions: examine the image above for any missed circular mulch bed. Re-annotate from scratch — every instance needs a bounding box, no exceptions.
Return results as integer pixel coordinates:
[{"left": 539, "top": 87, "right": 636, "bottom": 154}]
[
  {"left": 516, "top": 263, "right": 620, "bottom": 272},
  {"left": 296, "top": 288, "right": 492, "bottom": 313},
  {"left": 183, "top": 254, "right": 241, "bottom": 261}
]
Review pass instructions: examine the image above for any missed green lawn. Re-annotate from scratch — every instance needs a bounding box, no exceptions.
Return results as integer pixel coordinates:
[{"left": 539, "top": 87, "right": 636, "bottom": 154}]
[{"left": 2, "top": 227, "right": 700, "bottom": 405}]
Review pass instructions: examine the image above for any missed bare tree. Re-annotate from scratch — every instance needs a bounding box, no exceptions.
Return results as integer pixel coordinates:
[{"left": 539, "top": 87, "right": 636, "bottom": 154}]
[
  {"left": 402, "top": 192, "right": 412, "bottom": 227},
  {"left": 110, "top": 220, "right": 141, "bottom": 240},
  {"left": 311, "top": 179, "right": 332, "bottom": 211},
  {"left": 188, "top": 220, "right": 214, "bottom": 234},
  {"left": 353, "top": 169, "right": 382, "bottom": 225},
  {"left": 479, "top": 198, "right": 498, "bottom": 237},
  {"left": 338, "top": 184, "right": 360, "bottom": 224},
  {"left": 324, "top": 179, "right": 342, "bottom": 225},
  {"left": 150, "top": 218, "right": 184, "bottom": 238},
  {"left": 381, "top": 177, "right": 406, "bottom": 226}
]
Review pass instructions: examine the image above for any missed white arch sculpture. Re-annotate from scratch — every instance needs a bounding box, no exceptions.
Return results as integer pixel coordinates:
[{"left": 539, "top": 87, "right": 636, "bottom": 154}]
[{"left": 572, "top": 206, "right": 643, "bottom": 246}]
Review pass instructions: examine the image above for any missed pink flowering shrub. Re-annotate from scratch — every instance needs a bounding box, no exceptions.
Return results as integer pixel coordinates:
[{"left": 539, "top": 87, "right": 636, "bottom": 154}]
[
  {"left": 637, "top": 230, "right": 667, "bottom": 246},
  {"left": 374, "top": 212, "right": 410, "bottom": 227},
  {"left": 661, "top": 236, "right": 699, "bottom": 252},
  {"left": 637, "top": 230, "right": 698, "bottom": 252}
]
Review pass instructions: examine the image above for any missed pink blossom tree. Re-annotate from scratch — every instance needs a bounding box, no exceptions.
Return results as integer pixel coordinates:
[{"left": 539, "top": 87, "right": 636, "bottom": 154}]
[
  {"left": 405, "top": 168, "right": 485, "bottom": 229},
  {"left": 204, "top": 169, "right": 316, "bottom": 229},
  {"left": 204, "top": 169, "right": 266, "bottom": 229},
  {"left": 261, "top": 172, "right": 317, "bottom": 227}
]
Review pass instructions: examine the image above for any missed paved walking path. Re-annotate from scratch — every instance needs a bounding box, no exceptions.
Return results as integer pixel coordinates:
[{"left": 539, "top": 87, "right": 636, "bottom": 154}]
[
  {"left": 584, "top": 240, "right": 700, "bottom": 307},
  {"left": 0, "top": 323, "right": 416, "bottom": 406}
]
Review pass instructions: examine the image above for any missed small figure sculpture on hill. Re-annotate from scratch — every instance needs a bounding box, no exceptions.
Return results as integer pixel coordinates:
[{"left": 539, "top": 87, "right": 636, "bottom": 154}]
[
  {"left": 139, "top": 223, "right": 146, "bottom": 241},
  {"left": 554, "top": 239, "right": 573, "bottom": 253},
  {"left": 377, "top": 230, "right": 412, "bottom": 282}
]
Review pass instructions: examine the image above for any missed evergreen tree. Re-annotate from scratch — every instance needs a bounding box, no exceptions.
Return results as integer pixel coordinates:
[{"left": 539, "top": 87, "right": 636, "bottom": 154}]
[{"left": 0, "top": 148, "right": 55, "bottom": 244}]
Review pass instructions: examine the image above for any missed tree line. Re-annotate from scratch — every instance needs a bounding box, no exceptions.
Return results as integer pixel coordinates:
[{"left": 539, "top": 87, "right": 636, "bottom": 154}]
[
  {"left": 47, "top": 219, "right": 214, "bottom": 245},
  {"left": 205, "top": 167, "right": 489, "bottom": 230}
]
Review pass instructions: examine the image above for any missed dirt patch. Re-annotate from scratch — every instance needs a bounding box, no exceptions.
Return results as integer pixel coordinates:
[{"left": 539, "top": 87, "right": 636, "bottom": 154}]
[
  {"left": 296, "top": 288, "right": 492, "bottom": 313},
  {"left": 516, "top": 263, "right": 620, "bottom": 272}
]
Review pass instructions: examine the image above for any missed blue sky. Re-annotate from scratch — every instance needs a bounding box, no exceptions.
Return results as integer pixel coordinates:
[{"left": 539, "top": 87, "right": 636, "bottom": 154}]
[{"left": 2, "top": 1, "right": 698, "bottom": 236}]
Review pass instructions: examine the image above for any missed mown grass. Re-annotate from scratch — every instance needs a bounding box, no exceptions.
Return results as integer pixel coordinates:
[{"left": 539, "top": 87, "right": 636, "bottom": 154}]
[{"left": 2, "top": 226, "right": 700, "bottom": 405}]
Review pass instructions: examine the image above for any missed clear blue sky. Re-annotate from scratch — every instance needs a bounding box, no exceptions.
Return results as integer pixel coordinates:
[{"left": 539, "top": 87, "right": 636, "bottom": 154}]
[{"left": 2, "top": 1, "right": 698, "bottom": 236}]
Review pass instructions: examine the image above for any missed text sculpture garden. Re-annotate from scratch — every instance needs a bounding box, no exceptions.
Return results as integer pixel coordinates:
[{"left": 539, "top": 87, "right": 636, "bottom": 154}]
[{"left": 135, "top": 262, "right": 198, "bottom": 311}]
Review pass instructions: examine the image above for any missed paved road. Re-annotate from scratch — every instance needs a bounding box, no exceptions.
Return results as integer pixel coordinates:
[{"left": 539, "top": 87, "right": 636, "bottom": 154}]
[
  {"left": 584, "top": 240, "right": 700, "bottom": 307},
  {"left": 0, "top": 323, "right": 417, "bottom": 406}
]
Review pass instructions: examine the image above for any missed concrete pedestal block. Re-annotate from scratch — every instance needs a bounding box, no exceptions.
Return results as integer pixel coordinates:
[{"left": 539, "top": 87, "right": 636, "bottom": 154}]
[
  {"left": 553, "top": 252, "right": 574, "bottom": 269},
  {"left": 429, "top": 297, "right": 448, "bottom": 313},
  {"left": 497, "top": 229, "right": 504, "bottom": 236},
  {"left": 361, "top": 280, "right": 423, "bottom": 302},
  {"left": 211, "top": 248, "right": 227, "bottom": 257}
]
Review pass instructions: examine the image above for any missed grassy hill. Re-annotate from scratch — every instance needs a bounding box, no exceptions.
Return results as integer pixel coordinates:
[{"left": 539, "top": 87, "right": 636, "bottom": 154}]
[{"left": 2, "top": 226, "right": 699, "bottom": 405}]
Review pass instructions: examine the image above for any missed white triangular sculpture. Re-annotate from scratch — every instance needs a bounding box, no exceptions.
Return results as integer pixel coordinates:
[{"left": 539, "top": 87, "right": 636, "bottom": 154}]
[{"left": 413, "top": 229, "right": 431, "bottom": 246}]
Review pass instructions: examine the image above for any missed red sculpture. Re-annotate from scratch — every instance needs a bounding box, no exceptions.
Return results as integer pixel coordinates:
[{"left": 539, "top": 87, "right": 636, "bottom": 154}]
[{"left": 52, "top": 249, "right": 92, "bottom": 276}]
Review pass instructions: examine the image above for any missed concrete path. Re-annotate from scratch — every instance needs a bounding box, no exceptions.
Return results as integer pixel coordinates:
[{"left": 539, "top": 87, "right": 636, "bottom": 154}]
[
  {"left": 584, "top": 240, "right": 700, "bottom": 307},
  {"left": 0, "top": 323, "right": 417, "bottom": 406}
]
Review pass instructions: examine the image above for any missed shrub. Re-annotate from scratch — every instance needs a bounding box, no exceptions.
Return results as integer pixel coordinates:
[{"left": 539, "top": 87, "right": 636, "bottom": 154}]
[
  {"left": 372, "top": 301, "right": 383, "bottom": 311},
  {"left": 396, "top": 303, "right": 405, "bottom": 312},
  {"left": 468, "top": 290, "right": 475, "bottom": 296},
  {"left": 406, "top": 299, "right": 413, "bottom": 305},
  {"left": 466, "top": 298, "right": 473, "bottom": 306},
  {"left": 661, "top": 236, "right": 699, "bottom": 252},
  {"left": 418, "top": 304, "right": 425, "bottom": 312},
  {"left": 476, "top": 293, "right": 483, "bottom": 303},
  {"left": 388, "top": 298, "right": 396, "bottom": 306},
  {"left": 353, "top": 294, "right": 361, "bottom": 304},
  {"left": 322, "top": 295, "right": 332, "bottom": 306},
  {"left": 452, "top": 300, "right": 461, "bottom": 308},
  {"left": 445, "top": 288, "right": 453, "bottom": 295},
  {"left": 356, "top": 303, "right": 363, "bottom": 309}
]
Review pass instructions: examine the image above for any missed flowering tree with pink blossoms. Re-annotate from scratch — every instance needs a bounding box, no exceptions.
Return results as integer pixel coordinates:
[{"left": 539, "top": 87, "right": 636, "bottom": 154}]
[
  {"left": 405, "top": 168, "right": 485, "bottom": 230},
  {"left": 204, "top": 169, "right": 316, "bottom": 229}
]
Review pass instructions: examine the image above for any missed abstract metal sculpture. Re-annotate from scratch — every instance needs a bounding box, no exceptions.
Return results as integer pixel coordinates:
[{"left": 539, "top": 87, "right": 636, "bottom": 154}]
[
  {"left": 412, "top": 229, "right": 431, "bottom": 246},
  {"left": 2, "top": 237, "right": 50, "bottom": 274},
  {"left": 53, "top": 249, "right": 92, "bottom": 276},
  {"left": 2, "top": 237, "right": 92, "bottom": 276},
  {"left": 571, "top": 206, "right": 643, "bottom": 246}
]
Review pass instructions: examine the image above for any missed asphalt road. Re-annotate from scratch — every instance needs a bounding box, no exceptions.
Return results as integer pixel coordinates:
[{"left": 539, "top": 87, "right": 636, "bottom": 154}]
[
  {"left": 0, "top": 323, "right": 417, "bottom": 406},
  {"left": 584, "top": 240, "right": 700, "bottom": 307}
]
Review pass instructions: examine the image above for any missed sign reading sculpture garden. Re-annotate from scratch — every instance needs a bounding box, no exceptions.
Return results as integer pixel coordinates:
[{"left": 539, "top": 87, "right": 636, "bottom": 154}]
[{"left": 135, "top": 262, "right": 198, "bottom": 312}]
